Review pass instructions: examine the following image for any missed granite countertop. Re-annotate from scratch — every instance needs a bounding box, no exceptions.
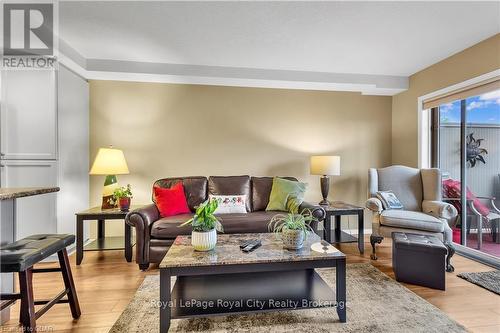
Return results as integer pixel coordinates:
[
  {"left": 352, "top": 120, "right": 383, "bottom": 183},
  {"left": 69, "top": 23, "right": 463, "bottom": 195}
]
[
  {"left": 0, "top": 187, "right": 60, "bottom": 200},
  {"left": 160, "top": 233, "right": 345, "bottom": 269}
]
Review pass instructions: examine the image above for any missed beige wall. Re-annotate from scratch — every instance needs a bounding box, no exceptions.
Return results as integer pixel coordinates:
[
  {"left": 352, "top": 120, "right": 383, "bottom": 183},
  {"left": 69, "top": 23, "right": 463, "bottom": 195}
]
[
  {"left": 90, "top": 81, "right": 392, "bottom": 236},
  {"left": 392, "top": 34, "right": 500, "bottom": 167}
]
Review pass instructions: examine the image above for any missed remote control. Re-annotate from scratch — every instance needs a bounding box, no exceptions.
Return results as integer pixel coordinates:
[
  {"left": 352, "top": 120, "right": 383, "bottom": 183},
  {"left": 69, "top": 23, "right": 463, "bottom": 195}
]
[
  {"left": 242, "top": 240, "right": 261, "bottom": 252},
  {"left": 240, "top": 239, "right": 256, "bottom": 249}
]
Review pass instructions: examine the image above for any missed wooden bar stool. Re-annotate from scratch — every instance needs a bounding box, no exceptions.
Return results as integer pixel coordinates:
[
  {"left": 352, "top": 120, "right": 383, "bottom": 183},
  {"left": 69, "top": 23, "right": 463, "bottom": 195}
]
[{"left": 0, "top": 234, "right": 81, "bottom": 332}]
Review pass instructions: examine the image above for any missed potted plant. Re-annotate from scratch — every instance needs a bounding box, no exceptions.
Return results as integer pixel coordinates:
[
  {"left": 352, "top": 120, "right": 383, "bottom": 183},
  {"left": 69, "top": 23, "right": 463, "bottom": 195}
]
[
  {"left": 113, "top": 184, "right": 133, "bottom": 212},
  {"left": 180, "top": 199, "right": 224, "bottom": 251},
  {"left": 268, "top": 209, "right": 316, "bottom": 250}
]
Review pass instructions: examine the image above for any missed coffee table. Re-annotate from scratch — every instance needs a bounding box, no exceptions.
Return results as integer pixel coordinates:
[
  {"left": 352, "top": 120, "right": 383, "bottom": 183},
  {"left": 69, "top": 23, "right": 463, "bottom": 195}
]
[{"left": 159, "top": 233, "right": 346, "bottom": 332}]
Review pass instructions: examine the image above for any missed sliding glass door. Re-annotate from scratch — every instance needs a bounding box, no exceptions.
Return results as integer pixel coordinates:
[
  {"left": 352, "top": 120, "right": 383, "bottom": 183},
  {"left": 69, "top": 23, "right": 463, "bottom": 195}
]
[{"left": 432, "top": 87, "right": 500, "bottom": 263}]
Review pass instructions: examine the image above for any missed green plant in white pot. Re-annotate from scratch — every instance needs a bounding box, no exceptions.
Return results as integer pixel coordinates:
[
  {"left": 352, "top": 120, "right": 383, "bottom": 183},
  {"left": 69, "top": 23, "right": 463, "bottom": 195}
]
[
  {"left": 180, "top": 199, "right": 224, "bottom": 251},
  {"left": 268, "top": 209, "right": 316, "bottom": 250}
]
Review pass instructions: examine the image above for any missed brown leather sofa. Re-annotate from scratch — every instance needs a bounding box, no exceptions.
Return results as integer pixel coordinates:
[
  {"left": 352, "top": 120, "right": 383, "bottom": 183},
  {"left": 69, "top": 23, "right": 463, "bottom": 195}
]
[{"left": 126, "top": 175, "right": 326, "bottom": 270}]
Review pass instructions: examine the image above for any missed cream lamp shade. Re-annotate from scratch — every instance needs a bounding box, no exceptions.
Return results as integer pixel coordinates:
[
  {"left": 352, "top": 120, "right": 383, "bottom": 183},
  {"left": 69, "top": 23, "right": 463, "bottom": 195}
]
[
  {"left": 90, "top": 147, "right": 129, "bottom": 209},
  {"left": 310, "top": 156, "right": 340, "bottom": 176},
  {"left": 90, "top": 148, "right": 130, "bottom": 175}
]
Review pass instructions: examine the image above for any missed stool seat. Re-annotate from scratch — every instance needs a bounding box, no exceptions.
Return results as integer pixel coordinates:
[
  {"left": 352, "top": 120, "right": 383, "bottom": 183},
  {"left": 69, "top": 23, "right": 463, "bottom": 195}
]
[{"left": 1, "top": 234, "right": 75, "bottom": 272}]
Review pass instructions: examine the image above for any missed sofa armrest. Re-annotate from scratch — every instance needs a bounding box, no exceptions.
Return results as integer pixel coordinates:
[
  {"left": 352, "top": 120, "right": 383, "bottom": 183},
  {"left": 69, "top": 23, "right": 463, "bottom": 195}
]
[
  {"left": 299, "top": 201, "right": 326, "bottom": 221},
  {"left": 299, "top": 201, "right": 325, "bottom": 233},
  {"left": 422, "top": 200, "right": 458, "bottom": 220},
  {"left": 125, "top": 204, "right": 160, "bottom": 266},
  {"left": 126, "top": 204, "right": 159, "bottom": 228},
  {"left": 366, "top": 198, "right": 383, "bottom": 213}
]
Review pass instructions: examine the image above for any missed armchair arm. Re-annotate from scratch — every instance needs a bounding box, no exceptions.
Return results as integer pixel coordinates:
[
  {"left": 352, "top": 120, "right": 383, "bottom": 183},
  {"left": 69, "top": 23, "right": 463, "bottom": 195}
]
[
  {"left": 445, "top": 197, "right": 500, "bottom": 215},
  {"left": 422, "top": 200, "right": 458, "bottom": 220},
  {"left": 366, "top": 198, "right": 383, "bottom": 213},
  {"left": 476, "top": 196, "right": 500, "bottom": 214},
  {"left": 299, "top": 201, "right": 326, "bottom": 233},
  {"left": 125, "top": 204, "right": 160, "bottom": 265}
]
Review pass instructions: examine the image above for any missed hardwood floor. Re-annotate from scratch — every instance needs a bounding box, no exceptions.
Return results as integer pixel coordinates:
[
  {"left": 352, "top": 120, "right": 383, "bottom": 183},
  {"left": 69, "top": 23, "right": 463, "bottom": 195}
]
[{"left": 1, "top": 237, "right": 499, "bottom": 332}]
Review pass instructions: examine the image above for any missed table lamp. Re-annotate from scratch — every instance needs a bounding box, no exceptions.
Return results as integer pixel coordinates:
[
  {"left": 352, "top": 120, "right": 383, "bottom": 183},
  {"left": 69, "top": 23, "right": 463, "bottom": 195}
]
[
  {"left": 310, "top": 155, "right": 340, "bottom": 206},
  {"left": 90, "top": 147, "right": 130, "bottom": 209}
]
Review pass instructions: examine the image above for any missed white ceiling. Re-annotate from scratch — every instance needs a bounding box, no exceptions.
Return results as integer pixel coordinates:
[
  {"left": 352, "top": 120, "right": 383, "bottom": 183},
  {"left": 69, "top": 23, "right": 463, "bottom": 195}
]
[{"left": 58, "top": 1, "right": 500, "bottom": 94}]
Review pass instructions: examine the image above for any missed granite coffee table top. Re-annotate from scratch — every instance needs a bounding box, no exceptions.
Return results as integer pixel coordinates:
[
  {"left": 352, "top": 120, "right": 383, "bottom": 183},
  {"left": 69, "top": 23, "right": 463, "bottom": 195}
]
[{"left": 160, "top": 233, "right": 345, "bottom": 269}]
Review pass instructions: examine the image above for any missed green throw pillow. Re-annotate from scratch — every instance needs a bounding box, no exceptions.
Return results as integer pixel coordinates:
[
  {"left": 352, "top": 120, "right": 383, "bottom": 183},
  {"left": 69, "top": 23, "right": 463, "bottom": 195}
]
[
  {"left": 285, "top": 194, "right": 301, "bottom": 214},
  {"left": 266, "top": 177, "right": 307, "bottom": 212}
]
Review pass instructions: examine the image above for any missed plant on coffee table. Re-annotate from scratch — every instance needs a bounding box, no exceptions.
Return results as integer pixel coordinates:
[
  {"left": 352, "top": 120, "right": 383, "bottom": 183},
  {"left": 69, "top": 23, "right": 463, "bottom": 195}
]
[
  {"left": 268, "top": 209, "right": 316, "bottom": 250},
  {"left": 180, "top": 199, "right": 224, "bottom": 251}
]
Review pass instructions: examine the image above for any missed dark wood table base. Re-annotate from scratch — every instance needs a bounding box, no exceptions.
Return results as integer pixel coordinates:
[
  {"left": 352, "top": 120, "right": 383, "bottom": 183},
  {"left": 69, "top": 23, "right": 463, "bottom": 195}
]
[
  {"left": 323, "top": 202, "right": 365, "bottom": 254},
  {"left": 160, "top": 260, "right": 346, "bottom": 332},
  {"left": 75, "top": 206, "right": 142, "bottom": 265}
]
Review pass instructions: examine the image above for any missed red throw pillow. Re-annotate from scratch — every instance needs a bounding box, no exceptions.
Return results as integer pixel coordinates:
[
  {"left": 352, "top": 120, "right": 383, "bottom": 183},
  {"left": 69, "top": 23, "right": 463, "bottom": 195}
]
[
  {"left": 442, "top": 179, "right": 490, "bottom": 217},
  {"left": 153, "top": 183, "right": 190, "bottom": 217}
]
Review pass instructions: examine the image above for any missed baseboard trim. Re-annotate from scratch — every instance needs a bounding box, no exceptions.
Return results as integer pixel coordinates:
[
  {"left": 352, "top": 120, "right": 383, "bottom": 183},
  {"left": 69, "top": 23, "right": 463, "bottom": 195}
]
[{"left": 320, "top": 227, "right": 372, "bottom": 236}]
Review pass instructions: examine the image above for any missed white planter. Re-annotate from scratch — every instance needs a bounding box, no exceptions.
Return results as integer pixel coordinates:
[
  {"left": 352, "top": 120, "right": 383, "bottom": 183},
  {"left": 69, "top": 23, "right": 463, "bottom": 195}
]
[{"left": 191, "top": 229, "right": 217, "bottom": 251}]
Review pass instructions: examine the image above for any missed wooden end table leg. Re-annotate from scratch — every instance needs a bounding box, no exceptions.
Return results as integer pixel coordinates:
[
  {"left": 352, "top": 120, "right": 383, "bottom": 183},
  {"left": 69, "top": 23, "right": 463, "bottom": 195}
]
[
  {"left": 160, "top": 269, "right": 171, "bottom": 333},
  {"left": 125, "top": 222, "right": 132, "bottom": 262},
  {"left": 324, "top": 213, "right": 332, "bottom": 243},
  {"left": 357, "top": 211, "right": 365, "bottom": 254},
  {"left": 336, "top": 258, "right": 346, "bottom": 323},
  {"left": 76, "top": 216, "right": 84, "bottom": 265},
  {"left": 97, "top": 219, "right": 105, "bottom": 239},
  {"left": 334, "top": 215, "right": 341, "bottom": 241}
]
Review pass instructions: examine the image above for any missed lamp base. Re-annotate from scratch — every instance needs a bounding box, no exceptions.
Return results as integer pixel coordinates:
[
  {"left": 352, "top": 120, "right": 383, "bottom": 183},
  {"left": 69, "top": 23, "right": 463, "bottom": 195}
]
[
  {"left": 101, "top": 175, "right": 119, "bottom": 209},
  {"left": 318, "top": 199, "right": 331, "bottom": 206},
  {"left": 319, "top": 175, "right": 330, "bottom": 207}
]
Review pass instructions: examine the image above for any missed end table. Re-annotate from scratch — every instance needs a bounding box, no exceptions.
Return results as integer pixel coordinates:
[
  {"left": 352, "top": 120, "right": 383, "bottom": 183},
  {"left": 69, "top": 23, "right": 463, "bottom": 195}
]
[
  {"left": 75, "top": 205, "right": 145, "bottom": 265},
  {"left": 323, "top": 201, "right": 365, "bottom": 253}
]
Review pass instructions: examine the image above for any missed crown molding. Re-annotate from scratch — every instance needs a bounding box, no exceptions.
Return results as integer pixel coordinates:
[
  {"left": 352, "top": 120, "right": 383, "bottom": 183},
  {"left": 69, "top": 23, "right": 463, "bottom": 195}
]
[{"left": 57, "top": 42, "right": 408, "bottom": 96}]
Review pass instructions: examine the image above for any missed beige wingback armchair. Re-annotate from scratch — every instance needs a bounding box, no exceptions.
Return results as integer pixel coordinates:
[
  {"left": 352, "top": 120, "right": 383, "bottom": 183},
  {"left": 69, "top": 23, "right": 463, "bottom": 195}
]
[{"left": 366, "top": 165, "right": 458, "bottom": 272}]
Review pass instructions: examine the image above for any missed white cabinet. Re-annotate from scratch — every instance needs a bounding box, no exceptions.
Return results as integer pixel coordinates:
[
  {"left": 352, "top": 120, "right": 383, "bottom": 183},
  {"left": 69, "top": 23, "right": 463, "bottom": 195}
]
[
  {"left": 0, "top": 65, "right": 88, "bottom": 247},
  {"left": 0, "top": 160, "right": 58, "bottom": 239},
  {"left": 57, "top": 66, "right": 89, "bottom": 235},
  {"left": 1, "top": 70, "right": 57, "bottom": 160}
]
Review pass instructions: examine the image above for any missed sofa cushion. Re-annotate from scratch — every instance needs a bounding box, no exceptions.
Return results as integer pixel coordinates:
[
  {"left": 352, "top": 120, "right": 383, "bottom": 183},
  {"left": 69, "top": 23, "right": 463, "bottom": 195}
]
[
  {"left": 153, "top": 177, "right": 207, "bottom": 211},
  {"left": 209, "top": 176, "right": 251, "bottom": 212},
  {"left": 150, "top": 211, "right": 281, "bottom": 239},
  {"left": 150, "top": 214, "right": 194, "bottom": 239},
  {"left": 217, "top": 211, "right": 281, "bottom": 234},
  {"left": 380, "top": 210, "right": 445, "bottom": 233},
  {"left": 251, "top": 176, "right": 297, "bottom": 212}
]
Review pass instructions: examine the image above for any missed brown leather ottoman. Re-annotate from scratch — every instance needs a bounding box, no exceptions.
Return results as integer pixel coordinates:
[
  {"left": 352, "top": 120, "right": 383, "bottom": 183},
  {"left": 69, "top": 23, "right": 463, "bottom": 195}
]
[{"left": 392, "top": 232, "right": 447, "bottom": 290}]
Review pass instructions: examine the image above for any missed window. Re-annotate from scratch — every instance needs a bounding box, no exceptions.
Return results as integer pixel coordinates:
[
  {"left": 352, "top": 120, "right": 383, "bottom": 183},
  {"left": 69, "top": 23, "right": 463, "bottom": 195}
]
[{"left": 428, "top": 82, "right": 500, "bottom": 262}]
